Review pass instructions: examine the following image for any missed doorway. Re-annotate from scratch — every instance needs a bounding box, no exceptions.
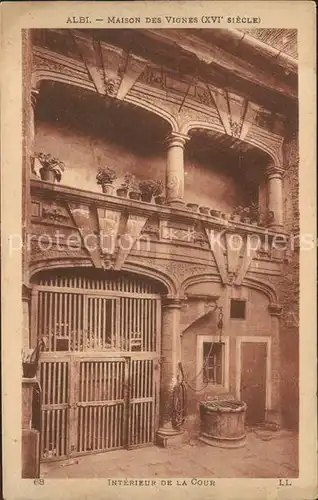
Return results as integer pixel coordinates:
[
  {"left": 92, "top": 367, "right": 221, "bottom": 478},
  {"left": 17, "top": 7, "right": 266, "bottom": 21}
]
[
  {"left": 237, "top": 338, "right": 271, "bottom": 425},
  {"left": 31, "top": 269, "right": 162, "bottom": 461}
]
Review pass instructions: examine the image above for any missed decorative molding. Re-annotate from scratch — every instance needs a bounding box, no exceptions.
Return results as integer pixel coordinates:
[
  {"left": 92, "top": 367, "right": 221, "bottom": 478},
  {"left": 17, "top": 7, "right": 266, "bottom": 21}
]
[
  {"left": 67, "top": 202, "right": 102, "bottom": 268},
  {"left": 41, "top": 203, "right": 70, "bottom": 224},
  {"left": 96, "top": 207, "right": 121, "bottom": 255},
  {"left": 22, "top": 284, "right": 33, "bottom": 302},
  {"left": 268, "top": 304, "right": 283, "bottom": 316},
  {"left": 114, "top": 214, "right": 149, "bottom": 270},
  {"left": 33, "top": 52, "right": 89, "bottom": 82},
  {"left": 204, "top": 226, "right": 228, "bottom": 284},
  {"left": 117, "top": 54, "right": 147, "bottom": 100}
]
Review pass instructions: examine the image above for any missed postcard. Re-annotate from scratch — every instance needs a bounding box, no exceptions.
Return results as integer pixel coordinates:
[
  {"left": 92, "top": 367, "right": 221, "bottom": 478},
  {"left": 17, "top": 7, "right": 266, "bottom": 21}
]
[{"left": 1, "top": 1, "right": 317, "bottom": 499}]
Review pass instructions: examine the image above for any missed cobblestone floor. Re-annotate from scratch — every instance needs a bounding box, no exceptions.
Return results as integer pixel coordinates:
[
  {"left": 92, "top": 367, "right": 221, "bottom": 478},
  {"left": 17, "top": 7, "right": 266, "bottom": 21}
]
[{"left": 41, "top": 429, "right": 298, "bottom": 479}]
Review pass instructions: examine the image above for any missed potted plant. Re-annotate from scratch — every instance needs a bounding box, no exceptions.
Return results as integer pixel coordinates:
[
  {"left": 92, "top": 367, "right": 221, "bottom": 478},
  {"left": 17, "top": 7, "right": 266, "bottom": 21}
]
[
  {"left": 210, "top": 209, "right": 221, "bottom": 218},
  {"left": 199, "top": 206, "right": 210, "bottom": 215},
  {"left": 35, "top": 152, "right": 65, "bottom": 183},
  {"left": 139, "top": 179, "right": 163, "bottom": 203},
  {"left": 231, "top": 206, "right": 243, "bottom": 223},
  {"left": 186, "top": 202, "right": 199, "bottom": 212},
  {"left": 153, "top": 180, "right": 165, "bottom": 205},
  {"left": 116, "top": 173, "right": 130, "bottom": 198},
  {"left": 96, "top": 167, "right": 117, "bottom": 195},
  {"left": 124, "top": 173, "right": 141, "bottom": 200},
  {"left": 249, "top": 202, "right": 260, "bottom": 225}
]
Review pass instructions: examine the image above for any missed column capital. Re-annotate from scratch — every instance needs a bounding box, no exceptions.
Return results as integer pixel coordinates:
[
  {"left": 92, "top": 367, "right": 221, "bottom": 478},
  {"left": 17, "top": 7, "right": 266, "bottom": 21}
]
[
  {"left": 164, "top": 132, "right": 189, "bottom": 149},
  {"left": 265, "top": 165, "right": 284, "bottom": 179},
  {"left": 31, "top": 88, "right": 39, "bottom": 109},
  {"left": 268, "top": 303, "right": 283, "bottom": 316},
  {"left": 22, "top": 284, "right": 32, "bottom": 302},
  {"left": 162, "top": 296, "right": 182, "bottom": 309}
]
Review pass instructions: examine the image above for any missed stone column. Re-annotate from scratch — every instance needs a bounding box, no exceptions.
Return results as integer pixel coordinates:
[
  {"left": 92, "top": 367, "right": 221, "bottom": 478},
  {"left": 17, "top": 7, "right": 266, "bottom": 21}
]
[
  {"left": 156, "top": 297, "right": 184, "bottom": 447},
  {"left": 267, "top": 304, "right": 283, "bottom": 428},
  {"left": 165, "top": 132, "right": 189, "bottom": 206},
  {"left": 22, "top": 30, "right": 38, "bottom": 349},
  {"left": 266, "top": 165, "right": 284, "bottom": 229}
]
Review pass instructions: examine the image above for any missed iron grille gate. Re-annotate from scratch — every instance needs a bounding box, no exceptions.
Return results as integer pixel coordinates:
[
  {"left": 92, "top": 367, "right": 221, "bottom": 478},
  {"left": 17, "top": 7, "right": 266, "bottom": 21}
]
[{"left": 32, "top": 275, "right": 161, "bottom": 462}]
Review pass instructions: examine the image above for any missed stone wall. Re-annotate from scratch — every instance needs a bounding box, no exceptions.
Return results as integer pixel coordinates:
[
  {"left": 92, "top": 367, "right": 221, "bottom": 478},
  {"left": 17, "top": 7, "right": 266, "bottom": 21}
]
[
  {"left": 180, "top": 283, "right": 278, "bottom": 436},
  {"left": 278, "top": 133, "right": 299, "bottom": 430}
]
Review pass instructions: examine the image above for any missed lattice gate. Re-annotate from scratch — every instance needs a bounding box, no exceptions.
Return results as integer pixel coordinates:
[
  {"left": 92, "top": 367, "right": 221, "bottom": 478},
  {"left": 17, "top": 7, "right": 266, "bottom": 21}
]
[{"left": 31, "top": 270, "right": 161, "bottom": 461}]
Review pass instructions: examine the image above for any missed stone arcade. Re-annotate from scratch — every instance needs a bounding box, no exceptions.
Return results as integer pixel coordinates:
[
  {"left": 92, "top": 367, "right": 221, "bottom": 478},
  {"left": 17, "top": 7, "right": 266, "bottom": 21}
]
[{"left": 21, "top": 28, "right": 299, "bottom": 476}]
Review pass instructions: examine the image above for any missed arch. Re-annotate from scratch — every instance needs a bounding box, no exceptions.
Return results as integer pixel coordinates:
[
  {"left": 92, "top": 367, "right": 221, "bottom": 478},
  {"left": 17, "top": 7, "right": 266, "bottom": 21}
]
[
  {"left": 123, "top": 95, "right": 178, "bottom": 133},
  {"left": 181, "top": 273, "right": 222, "bottom": 297},
  {"left": 123, "top": 262, "right": 178, "bottom": 297},
  {"left": 243, "top": 277, "right": 278, "bottom": 305},
  {"left": 30, "top": 262, "right": 174, "bottom": 297},
  {"left": 29, "top": 259, "right": 93, "bottom": 280},
  {"left": 32, "top": 71, "right": 95, "bottom": 94},
  {"left": 180, "top": 120, "right": 280, "bottom": 167},
  {"left": 33, "top": 72, "right": 176, "bottom": 135},
  {"left": 181, "top": 272, "right": 278, "bottom": 305}
]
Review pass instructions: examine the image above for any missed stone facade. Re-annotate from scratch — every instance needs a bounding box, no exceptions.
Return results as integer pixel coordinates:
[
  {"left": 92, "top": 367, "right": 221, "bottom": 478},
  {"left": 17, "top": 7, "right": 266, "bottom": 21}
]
[{"left": 22, "top": 28, "right": 299, "bottom": 453}]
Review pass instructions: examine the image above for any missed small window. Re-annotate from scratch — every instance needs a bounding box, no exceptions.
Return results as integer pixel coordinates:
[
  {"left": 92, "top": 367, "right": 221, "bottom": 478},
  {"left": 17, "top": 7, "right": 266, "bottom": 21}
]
[
  {"left": 230, "top": 299, "right": 246, "bottom": 319},
  {"left": 203, "top": 342, "right": 224, "bottom": 385}
]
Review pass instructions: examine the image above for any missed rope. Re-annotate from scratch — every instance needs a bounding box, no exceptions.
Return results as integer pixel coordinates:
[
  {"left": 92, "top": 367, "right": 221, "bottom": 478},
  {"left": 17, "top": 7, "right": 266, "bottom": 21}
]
[{"left": 171, "top": 306, "right": 224, "bottom": 426}]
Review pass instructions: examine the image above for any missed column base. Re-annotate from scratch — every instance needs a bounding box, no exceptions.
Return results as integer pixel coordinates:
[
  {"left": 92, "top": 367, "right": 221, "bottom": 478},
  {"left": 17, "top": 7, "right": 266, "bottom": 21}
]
[
  {"left": 264, "top": 409, "right": 282, "bottom": 431},
  {"left": 166, "top": 199, "right": 186, "bottom": 208},
  {"left": 156, "top": 423, "right": 185, "bottom": 448}
]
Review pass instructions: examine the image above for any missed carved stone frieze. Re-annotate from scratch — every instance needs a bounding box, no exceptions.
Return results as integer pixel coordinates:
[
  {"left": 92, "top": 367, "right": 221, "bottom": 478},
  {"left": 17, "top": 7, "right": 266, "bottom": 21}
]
[
  {"left": 39, "top": 201, "right": 72, "bottom": 225},
  {"left": 30, "top": 240, "right": 88, "bottom": 263},
  {"left": 33, "top": 54, "right": 89, "bottom": 81}
]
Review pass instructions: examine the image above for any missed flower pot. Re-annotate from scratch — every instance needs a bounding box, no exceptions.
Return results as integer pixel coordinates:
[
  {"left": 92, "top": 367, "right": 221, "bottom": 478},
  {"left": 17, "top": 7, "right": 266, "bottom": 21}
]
[
  {"left": 231, "top": 214, "right": 241, "bottom": 223},
  {"left": 22, "top": 362, "right": 38, "bottom": 378},
  {"left": 155, "top": 196, "right": 165, "bottom": 205},
  {"left": 116, "top": 187, "right": 128, "bottom": 197},
  {"left": 199, "top": 206, "right": 210, "bottom": 215},
  {"left": 129, "top": 191, "right": 141, "bottom": 201},
  {"left": 140, "top": 192, "right": 153, "bottom": 203},
  {"left": 187, "top": 203, "right": 199, "bottom": 212},
  {"left": 210, "top": 209, "right": 221, "bottom": 218},
  {"left": 102, "top": 183, "right": 114, "bottom": 195},
  {"left": 251, "top": 220, "right": 258, "bottom": 226},
  {"left": 242, "top": 217, "right": 251, "bottom": 224},
  {"left": 40, "top": 168, "right": 56, "bottom": 183}
]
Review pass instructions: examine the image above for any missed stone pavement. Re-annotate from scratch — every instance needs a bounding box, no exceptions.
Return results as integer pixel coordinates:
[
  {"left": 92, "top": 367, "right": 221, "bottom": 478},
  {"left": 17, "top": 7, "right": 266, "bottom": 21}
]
[{"left": 41, "top": 429, "right": 298, "bottom": 479}]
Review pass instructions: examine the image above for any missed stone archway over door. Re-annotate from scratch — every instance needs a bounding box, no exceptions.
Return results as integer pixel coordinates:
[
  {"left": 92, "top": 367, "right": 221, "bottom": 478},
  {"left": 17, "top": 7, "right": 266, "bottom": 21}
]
[{"left": 31, "top": 269, "right": 162, "bottom": 461}]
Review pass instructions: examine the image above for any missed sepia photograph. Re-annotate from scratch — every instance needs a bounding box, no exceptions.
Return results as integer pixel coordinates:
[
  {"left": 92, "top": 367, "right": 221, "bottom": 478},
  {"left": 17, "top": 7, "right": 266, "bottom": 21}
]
[
  {"left": 1, "top": 2, "right": 316, "bottom": 499},
  {"left": 21, "top": 26, "right": 300, "bottom": 480}
]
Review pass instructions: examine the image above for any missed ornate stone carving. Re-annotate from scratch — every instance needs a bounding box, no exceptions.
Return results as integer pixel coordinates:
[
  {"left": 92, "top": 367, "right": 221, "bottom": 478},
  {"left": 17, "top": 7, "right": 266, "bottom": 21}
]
[
  {"left": 42, "top": 205, "right": 69, "bottom": 223},
  {"left": 103, "top": 75, "right": 121, "bottom": 97},
  {"left": 230, "top": 120, "right": 242, "bottom": 138},
  {"left": 67, "top": 202, "right": 102, "bottom": 268},
  {"left": 33, "top": 54, "right": 88, "bottom": 80},
  {"left": 101, "top": 255, "right": 115, "bottom": 270},
  {"left": 30, "top": 241, "right": 88, "bottom": 263}
]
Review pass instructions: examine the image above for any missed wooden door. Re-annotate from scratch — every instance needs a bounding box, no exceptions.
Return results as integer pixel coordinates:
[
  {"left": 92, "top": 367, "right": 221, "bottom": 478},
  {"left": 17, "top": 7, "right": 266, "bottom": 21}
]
[{"left": 240, "top": 342, "right": 267, "bottom": 425}]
